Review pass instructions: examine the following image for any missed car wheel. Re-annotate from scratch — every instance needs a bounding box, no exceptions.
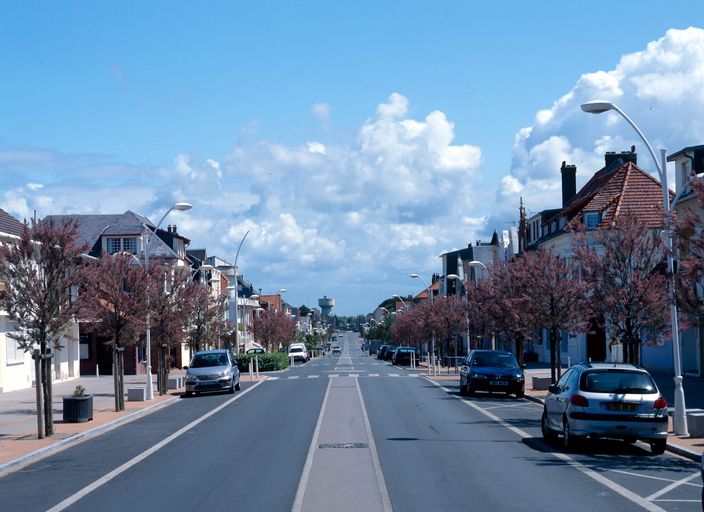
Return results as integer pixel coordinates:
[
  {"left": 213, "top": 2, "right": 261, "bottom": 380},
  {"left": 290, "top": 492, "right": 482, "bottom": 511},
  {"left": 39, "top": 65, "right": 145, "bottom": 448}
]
[
  {"left": 515, "top": 390, "right": 525, "bottom": 399},
  {"left": 562, "top": 418, "right": 579, "bottom": 450},
  {"left": 235, "top": 378, "right": 241, "bottom": 391},
  {"left": 649, "top": 438, "right": 666, "bottom": 455},
  {"left": 229, "top": 378, "right": 235, "bottom": 394},
  {"left": 184, "top": 391, "right": 192, "bottom": 397},
  {"left": 466, "top": 387, "right": 475, "bottom": 397},
  {"left": 541, "top": 410, "right": 557, "bottom": 441},
  {"left": 459, "top": 382, "right": 467, "bottom": 396}
]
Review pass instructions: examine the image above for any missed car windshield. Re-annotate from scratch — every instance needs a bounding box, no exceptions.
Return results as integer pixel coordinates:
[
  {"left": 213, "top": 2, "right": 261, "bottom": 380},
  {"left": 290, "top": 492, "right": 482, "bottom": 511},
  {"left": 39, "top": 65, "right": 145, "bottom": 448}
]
[
  {"left": 472, "top": 353, "right": 518, "bottom": 368},
  {"left": 290, "top": 347, "right": 303, "bottom": 353},
  {"left": 580, "top": 370, "right": 656, "bottom": 394},
  {"left": 191, "top": 353, "right": 228, "bottom": 368}
]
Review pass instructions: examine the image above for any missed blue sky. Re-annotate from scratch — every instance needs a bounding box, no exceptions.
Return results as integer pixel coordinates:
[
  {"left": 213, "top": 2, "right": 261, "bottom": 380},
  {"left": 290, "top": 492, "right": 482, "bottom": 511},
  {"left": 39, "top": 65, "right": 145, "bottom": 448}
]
[{"left": 2, "top": 2, "right": 703, "bottom": 315}]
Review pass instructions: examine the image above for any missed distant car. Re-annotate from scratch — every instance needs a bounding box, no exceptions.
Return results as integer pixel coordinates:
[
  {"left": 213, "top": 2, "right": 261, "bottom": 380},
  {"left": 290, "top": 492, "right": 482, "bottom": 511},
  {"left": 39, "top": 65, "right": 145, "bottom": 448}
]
[
  {"left": 332, "top": 345, "right": 341, "bottom": 355},
  {"left": 392, "top": 347, "right": 415, "bottom": 366},
  {"left": 541, "top": 362, "right": 668, "bottom": 454},
  {"left": 246, "top": 347, "right": 265, "bottom": 355},
  {"left": 288, "top": 343, "right": 309, "bottom": 363},
  {"left": 377, "top": 345, "right": 389, "bottom": 360},
  {"left": 184, "top": 349, "right": 240, "bottom": 396},
  {"left": 459, "top": 350, "right": 525, "bottom": 398},
  {"left": 383, "top": 345, "right": 397, "bottom": 361}
]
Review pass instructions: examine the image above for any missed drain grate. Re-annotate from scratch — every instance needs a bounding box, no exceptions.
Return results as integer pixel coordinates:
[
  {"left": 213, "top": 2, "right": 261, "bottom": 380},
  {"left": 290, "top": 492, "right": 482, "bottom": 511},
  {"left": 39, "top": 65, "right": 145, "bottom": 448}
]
[{"left": 319, "top": 442, "right": 368, "bottom": 449}]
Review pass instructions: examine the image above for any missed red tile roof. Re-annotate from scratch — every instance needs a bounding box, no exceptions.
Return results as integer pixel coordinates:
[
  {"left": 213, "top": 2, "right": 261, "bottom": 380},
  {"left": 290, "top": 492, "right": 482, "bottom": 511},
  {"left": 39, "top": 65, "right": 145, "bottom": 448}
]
[{"left": 556, "top": 161, "right": 670, "bottom": 230}]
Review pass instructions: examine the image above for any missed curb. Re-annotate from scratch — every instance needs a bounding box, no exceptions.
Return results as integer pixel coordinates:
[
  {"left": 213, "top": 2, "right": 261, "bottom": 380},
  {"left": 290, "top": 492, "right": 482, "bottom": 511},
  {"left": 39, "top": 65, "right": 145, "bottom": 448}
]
[
  {"left": 0, "top": 395, "right": 180, "bottom": 478},
  {"left": 524, "top": 394, "right": 701, "bottom": 462}
]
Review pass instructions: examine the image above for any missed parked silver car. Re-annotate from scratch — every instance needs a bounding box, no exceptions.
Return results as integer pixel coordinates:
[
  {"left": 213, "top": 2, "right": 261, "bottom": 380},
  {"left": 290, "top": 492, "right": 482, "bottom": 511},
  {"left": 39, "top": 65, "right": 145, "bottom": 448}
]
[
  {"left": 184, "top": 349, "right": 241, "bottom": 396},
  {"left": 541, "top": 362, "right": 668, "bottom": 454}
]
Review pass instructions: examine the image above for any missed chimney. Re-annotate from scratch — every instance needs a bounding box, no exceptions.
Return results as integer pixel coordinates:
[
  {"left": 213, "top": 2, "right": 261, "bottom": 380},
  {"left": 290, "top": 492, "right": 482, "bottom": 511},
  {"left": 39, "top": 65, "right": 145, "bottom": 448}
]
[
  {"left": 604, "top": 146, "right": 637, "bottom": 168},
  {"left": 172, "top": 225, "right": 177, "bottom": 234},
  {"left": 560, "top": 161, "right": 577, "bottom": 207}
]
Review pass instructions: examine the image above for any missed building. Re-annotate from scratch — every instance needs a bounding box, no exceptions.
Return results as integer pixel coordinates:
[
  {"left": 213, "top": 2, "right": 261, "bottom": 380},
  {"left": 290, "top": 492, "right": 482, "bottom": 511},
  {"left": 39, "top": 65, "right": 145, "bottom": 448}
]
[{"left": 524, "top": 148, "right": 671, "bottom": 369}]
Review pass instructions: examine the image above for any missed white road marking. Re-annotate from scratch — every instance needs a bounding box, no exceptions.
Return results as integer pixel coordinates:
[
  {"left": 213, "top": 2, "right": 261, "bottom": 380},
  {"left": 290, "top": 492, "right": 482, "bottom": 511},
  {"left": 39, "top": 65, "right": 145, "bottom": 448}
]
[
  {"left": 425, "top": 378, "right": 666, "bottom": 512},
  {"left": 291, "top": 379, "right": 332, "bottom": 512},
  {"left": 288, "top": 376, "right": 300, "bottom": 380},
  {"left": 389, "top": 374, "right": 399, "bottom": 377},
  {"left": 47, "top": 380, "right": 266, "bottom": 512},
  {"left": 609, "top": 469, "right": 702, "bottom": 487},
  {"left": 645, "top": 472, "right": 702, "bottom": 501},
  {"left": 307, "top": 375, "right": 319, "bottom": 379},
  {"left": 328, "top": 374, "right": 339, "bottom": 378},
  {"left": 368, "top": 374, "right": 380, "bottom": 377},
  {"left": 355, "top": 377, "right": 393, "bottom": 512}
]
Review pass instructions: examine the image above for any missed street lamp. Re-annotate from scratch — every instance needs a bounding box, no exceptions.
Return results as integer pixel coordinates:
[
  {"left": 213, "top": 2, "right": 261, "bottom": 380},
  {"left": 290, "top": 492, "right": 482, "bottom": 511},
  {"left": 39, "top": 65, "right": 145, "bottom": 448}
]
[
  {"left": 410, "top": 273, "right": 437, "bottom": 375},
  {"left": 144, "top": 201, "right": 192, "bottom": 400},
  {"left": 447, "top": 274, "right": 471, "bottom": 355},
  {"left": 232, "top": 230, "right": 250, "bottom": 355},
  {"left": 581, "top": 100, "right": 688, "bottom": 436},
  {"left": 393, "top": 294, "right": 407, "bottom": 310}
]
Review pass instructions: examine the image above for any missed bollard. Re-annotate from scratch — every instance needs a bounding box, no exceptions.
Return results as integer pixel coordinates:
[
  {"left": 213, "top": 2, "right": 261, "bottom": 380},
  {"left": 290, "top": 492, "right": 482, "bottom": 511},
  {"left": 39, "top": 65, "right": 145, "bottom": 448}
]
[
  {"left": 290, "top": 355, "right": 294, "bottom": 368},
  {"left": 255, "top": 356, "right": 259, "bottom": 379},
  {"left": 96, "top": 364, "right": 99, "bottom": 378},
  {"left": 249, "top": 359, "right": 253, "bottom": 381}
]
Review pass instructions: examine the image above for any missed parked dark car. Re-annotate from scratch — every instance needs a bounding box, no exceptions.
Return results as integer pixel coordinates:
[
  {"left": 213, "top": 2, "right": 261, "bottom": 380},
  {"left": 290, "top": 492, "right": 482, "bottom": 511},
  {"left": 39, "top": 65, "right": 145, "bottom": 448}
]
[
  {"left": 459, "top": 350, "right": 524, "bottom": 398},
  {"left": 392, "top": 347, "right": 415, "bottom": 366},
  {"left": 383, "top": 345, "right": 398, "bottom": 361},
  {"left": 377, "top": 345, "right": 389, "bottom": 360}
]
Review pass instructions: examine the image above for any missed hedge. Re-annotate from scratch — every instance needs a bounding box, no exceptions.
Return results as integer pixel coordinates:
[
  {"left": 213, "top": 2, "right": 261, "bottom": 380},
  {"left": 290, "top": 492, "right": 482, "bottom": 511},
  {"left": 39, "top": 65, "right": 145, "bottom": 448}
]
[{"left": 234, "top": 352, "right": 289, "bottom": 372}]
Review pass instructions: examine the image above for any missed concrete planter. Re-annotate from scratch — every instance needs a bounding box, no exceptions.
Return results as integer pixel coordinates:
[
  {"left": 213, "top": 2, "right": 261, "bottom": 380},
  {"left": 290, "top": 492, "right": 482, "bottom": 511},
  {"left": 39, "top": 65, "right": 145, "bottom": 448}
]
[{"left": 62, "top": 395, "right": 93, "bottom": 423}]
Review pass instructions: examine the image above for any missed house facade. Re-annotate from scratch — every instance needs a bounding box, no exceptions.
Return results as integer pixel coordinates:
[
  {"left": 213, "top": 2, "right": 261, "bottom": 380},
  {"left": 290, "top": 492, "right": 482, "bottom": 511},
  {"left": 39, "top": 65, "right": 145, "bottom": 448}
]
[
  {"left": 0, "top": 210, "right": 81, "bottom": 392},
  {"left": 524, "top": 148, "right": 674, "bottom": 371}
]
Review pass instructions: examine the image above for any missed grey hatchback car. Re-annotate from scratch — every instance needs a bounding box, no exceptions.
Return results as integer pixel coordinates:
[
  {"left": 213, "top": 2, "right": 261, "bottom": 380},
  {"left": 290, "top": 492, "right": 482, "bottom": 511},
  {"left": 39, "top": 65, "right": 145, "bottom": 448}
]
[
  {"left": 541, "top": 362, "right": 668, "bottom": 454},
  {"left": 184, "top": 349, "right": 241, "bottom": 396}
]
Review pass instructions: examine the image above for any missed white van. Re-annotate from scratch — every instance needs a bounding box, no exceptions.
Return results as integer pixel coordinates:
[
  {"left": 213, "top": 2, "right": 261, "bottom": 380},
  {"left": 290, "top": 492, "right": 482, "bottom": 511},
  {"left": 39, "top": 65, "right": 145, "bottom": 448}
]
[{"left": 288, "top": 343, "right": 309, "bottom": 363}]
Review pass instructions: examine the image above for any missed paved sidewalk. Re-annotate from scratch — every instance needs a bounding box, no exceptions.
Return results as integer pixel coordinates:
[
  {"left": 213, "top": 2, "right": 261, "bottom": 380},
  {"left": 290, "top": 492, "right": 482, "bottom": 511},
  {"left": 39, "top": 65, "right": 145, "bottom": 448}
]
[{"left": 422, "top": 364, "right": 704, "bottom": 461}]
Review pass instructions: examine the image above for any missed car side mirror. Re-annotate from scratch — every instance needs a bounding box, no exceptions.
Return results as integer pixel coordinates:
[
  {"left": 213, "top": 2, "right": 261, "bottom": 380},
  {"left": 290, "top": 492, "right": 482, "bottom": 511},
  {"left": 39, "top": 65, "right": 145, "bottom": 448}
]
[
  {"left": 183, "top": 366, "right": 188, "bottom": 370},
  {"left": 548, "top": 384, "right": 559, "bottom": 394}
]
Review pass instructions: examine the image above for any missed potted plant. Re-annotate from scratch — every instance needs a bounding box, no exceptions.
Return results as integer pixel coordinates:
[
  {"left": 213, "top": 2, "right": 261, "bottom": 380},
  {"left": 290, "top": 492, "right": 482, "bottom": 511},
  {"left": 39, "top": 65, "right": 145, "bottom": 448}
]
[{"left": 62, "top": 385, "right": 93, "bottom": 423}]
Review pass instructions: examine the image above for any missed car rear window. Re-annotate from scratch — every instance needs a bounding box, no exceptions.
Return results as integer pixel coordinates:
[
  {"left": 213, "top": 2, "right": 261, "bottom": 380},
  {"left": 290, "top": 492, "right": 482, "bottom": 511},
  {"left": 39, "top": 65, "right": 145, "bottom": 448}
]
[
  {"left": 580, "top": 370, "right": 656, "bottom": 394},
  {"left": 290, "top": 347, "right": 303, "bottom": 353}
]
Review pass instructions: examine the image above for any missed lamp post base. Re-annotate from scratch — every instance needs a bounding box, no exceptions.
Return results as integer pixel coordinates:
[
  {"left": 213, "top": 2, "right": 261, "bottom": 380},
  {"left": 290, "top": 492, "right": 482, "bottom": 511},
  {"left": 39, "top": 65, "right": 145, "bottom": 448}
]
[
  {"left": 673, "top": 375, "right": 688, "bottom": 436},
  {"left": 145, "top": 365, "right": 154, "bottom": 400}
]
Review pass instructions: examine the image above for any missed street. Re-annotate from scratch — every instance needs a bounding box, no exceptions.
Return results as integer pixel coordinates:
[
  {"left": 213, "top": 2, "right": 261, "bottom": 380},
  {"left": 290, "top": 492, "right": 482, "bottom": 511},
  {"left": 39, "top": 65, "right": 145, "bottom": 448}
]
[{"left": 0, "top": 332, "right": 701, "bottom": 512}]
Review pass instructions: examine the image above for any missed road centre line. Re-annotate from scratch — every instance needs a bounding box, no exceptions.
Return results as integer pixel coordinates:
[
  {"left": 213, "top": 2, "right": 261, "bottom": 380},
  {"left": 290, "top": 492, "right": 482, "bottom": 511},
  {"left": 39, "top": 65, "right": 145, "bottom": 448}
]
[
  {"left": 425, "top": 378, "right": 666, "bottom": 512},
  {"left": 47, "top": 380, "right": 266, "bottom": 512},
  {"left": 355, "top": 376, "right": 393, "bottom": 512},
  {"left": 291, "top": 378, "right": 332, "bottom": 512}
]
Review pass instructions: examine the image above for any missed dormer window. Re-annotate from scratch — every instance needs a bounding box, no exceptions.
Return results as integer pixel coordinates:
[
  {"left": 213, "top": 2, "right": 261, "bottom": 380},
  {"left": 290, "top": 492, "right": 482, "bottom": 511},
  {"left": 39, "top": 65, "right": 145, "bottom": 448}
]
[
  {"left": 107, "top": 237, "right": 137, "bottom": 255},
  {"left": 584, "top": 212, "right": 601, "bottom": 230}
]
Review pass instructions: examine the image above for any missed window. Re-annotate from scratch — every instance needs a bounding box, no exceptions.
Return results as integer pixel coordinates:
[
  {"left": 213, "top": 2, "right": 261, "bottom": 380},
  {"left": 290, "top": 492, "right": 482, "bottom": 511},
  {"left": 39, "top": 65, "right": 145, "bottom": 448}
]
[
  {"left": 4, "top": 320, "right": 24, "bottom": 365},
  {"left": 584, "top": 212, "right": 601, "bottom": 230},
  {"left": 106, "top": 237, "right": 138, "bottom": 254}
]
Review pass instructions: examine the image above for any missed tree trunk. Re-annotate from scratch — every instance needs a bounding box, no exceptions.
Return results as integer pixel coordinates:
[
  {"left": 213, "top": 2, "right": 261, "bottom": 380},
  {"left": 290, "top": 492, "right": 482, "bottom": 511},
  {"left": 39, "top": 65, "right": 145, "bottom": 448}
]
[
  {"left": 113, "top": 346, "right": 120, "bottom": 412},
  {"left": 117, "top": 348, "right": 125, "bottom": 411},
  {"left": 43, "top": 348, "right": 54, "bottom": 436},
  {"left": 549, "top": 328, "right": 558, "bottom": 383},
  {"left": 515, "top": 334, "right": 525, "bottom": 366},
  {"left": 33, "top": 350, "right": 44, "bottom": 439}
]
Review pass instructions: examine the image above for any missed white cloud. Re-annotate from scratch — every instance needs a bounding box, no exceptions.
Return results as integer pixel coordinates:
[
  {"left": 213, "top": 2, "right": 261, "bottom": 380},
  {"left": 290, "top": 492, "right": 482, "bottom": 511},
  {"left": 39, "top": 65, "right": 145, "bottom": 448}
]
[
  {"left": 311, "top": 102, "right": 331, "bottom": 121},
  {"left": 499, "top": 26, "right": 704, "bottom": 216}
]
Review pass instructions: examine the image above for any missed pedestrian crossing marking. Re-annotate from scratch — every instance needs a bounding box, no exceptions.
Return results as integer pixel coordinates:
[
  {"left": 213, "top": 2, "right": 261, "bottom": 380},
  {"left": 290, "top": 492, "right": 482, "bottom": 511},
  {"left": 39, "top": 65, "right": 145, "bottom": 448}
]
[
  {"left": 288, "top": 376, "right": 299, "bottom": 379},
  {"left": 307, "top": 375, "right": 319, "bottom": 378}
]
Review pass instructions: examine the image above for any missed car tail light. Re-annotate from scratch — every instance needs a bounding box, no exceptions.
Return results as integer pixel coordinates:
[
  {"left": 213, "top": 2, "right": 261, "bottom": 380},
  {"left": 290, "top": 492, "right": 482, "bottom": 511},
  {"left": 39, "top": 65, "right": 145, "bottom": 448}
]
[
  {"left": 653, "top": 397, "right": 667, "bottom": 409},
  {"left": 570, "top": 394, "right": 589, "bottom": 407}
]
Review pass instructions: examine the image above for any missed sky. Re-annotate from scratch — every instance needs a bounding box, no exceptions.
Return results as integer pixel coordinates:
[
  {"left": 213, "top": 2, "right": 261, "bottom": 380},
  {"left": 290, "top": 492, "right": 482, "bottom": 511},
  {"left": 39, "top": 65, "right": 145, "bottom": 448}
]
[{"left": 2, "top": 1, "right": 704, "bottom": 315}]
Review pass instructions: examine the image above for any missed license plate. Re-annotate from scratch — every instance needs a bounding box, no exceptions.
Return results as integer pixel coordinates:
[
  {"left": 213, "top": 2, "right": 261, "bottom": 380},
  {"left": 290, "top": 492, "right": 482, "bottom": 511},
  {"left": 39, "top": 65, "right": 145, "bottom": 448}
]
[
  {"left": 199, "top": 380, "right": 216, "bottom": 386},
  {"left": 490, "top": 380, "right": 508, "bottom": 386},
  {"left": 608, "top": 402, "right": 637, "bottom": 412}
]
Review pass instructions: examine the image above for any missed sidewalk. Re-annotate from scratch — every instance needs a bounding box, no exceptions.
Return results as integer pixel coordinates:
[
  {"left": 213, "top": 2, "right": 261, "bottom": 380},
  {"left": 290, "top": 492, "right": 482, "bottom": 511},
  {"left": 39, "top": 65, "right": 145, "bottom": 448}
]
[
  {"left": 0, "top": 371, "right": 253, "bottom": 474},
  {"left": 421, "top": 362, "right": 704, "bottom": 462}
]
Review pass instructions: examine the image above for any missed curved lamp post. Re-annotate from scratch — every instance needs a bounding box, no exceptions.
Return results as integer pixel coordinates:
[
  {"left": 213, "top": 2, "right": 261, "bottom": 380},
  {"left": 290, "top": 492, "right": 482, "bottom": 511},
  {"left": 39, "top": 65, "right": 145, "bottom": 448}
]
[
  {"left": 581, "top": 100, "right": 688, "bottom": 436},
  {"left": 393, "top": 294, "right": 407, "bottom": 311},
  {"left": 144, "top": 202, "right": 192, "bottom": 400},
  {"left": 410, "top": 273, "right": 437, "bottom": 375},
  {"left": 232, "top": 230, "right": 250, "bottom": 354}
]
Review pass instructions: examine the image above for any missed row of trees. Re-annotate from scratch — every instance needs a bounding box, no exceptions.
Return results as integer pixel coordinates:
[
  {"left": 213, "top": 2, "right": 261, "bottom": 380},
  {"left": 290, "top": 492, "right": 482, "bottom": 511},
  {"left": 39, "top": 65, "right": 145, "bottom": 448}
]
[
  {"left": 388, "top": 200, "right": 704, "bottom": 385},
  {"left": 0, "top": 219, "right": 230, "bottom": 438}
]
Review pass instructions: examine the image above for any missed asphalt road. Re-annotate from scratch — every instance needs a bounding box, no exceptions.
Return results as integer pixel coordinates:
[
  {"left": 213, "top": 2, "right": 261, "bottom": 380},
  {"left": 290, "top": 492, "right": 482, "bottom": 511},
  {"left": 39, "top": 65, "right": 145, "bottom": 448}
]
[{"left": 0, "top": 331, "right": 701, "bottom": 511}]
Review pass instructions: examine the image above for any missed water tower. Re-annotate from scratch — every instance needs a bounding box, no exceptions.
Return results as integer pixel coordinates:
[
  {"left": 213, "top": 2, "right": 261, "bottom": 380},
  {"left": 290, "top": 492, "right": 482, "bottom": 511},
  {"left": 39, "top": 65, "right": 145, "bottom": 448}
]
[{"left": 318, "top": 296, "right": 335, "bottom": 317}]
